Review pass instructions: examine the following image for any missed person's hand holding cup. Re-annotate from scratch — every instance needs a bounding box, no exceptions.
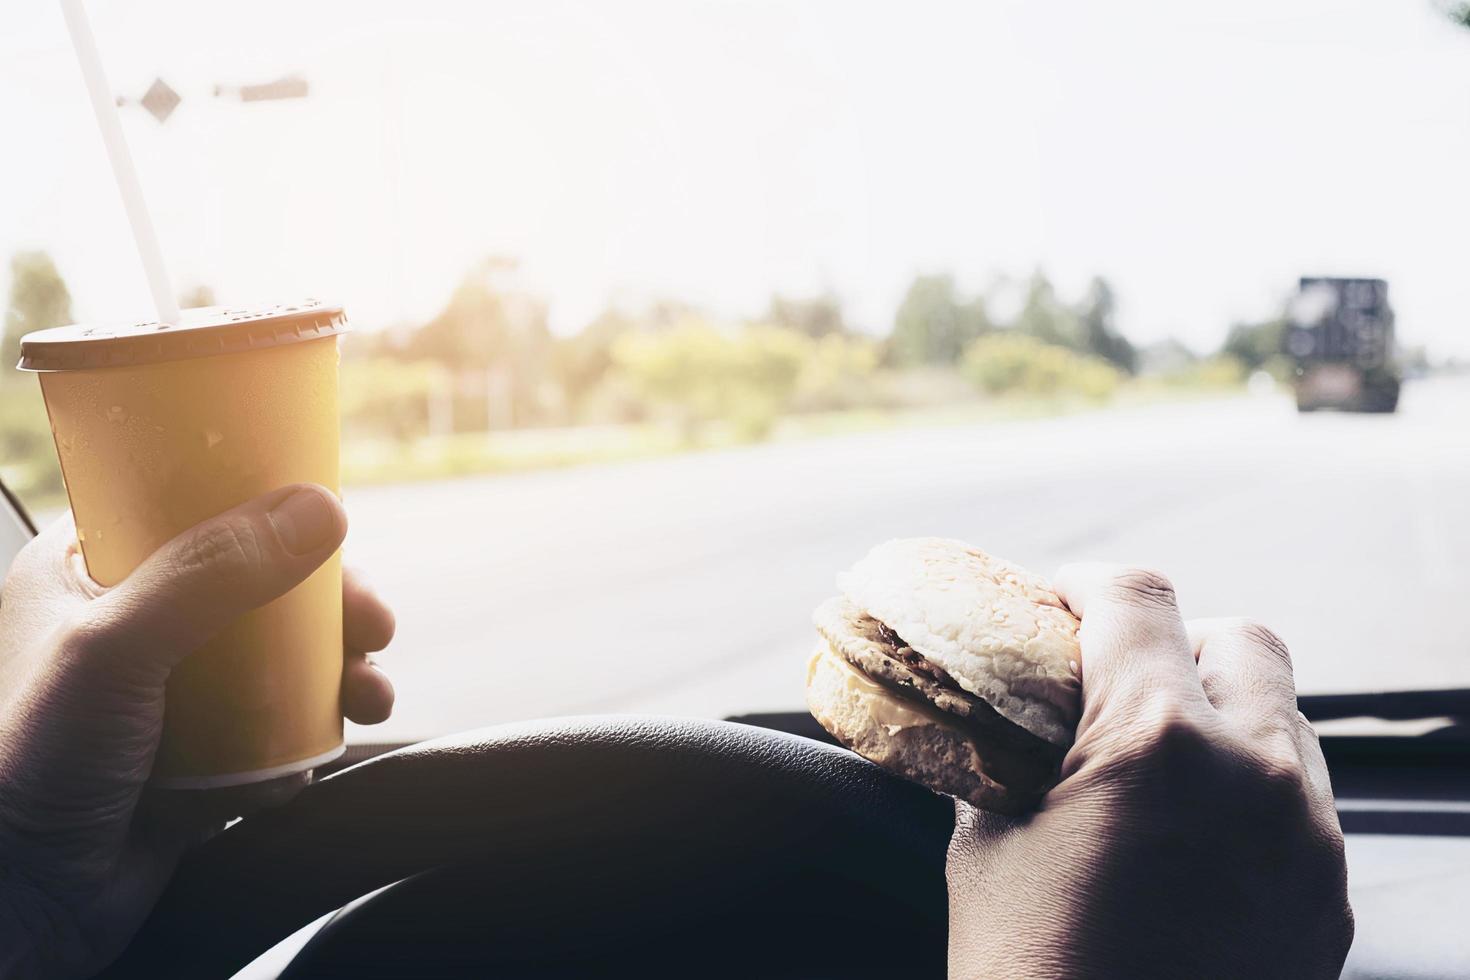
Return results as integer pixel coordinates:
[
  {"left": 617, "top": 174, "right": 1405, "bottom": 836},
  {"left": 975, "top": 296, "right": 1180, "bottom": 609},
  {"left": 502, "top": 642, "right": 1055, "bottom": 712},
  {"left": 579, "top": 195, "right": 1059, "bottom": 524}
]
[{"left": 0, "top": 490, "right": 395, "bottom": 980}]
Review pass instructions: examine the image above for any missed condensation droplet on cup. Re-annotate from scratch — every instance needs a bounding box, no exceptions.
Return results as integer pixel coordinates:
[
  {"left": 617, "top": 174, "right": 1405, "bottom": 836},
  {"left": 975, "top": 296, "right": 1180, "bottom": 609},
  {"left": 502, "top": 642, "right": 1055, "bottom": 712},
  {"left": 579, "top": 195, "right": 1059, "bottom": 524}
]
[
  {"left": 107, "top": 405, "right": 127, "bottom": 423},
  {"left": 77, "top": 529, "right": 86, "bottom": 543},
  {"left": 205, "top": 429, "right": 224, "bottom": 449}
]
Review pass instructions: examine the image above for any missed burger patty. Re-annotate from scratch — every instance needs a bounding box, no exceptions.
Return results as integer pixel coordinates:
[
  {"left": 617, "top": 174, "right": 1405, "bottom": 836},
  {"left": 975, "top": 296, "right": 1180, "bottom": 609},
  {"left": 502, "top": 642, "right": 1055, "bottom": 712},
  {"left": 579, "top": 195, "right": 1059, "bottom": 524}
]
[{"left": 813, "top": 596, "right": 1064, "bottom": 792}]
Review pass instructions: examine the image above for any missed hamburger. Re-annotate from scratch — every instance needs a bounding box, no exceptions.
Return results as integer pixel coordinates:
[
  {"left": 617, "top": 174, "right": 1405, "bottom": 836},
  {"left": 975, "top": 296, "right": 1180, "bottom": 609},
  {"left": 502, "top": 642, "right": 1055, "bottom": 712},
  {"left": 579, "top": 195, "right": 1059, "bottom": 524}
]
[{"left": 806, "top": 538, "right": 1082, "bottom": 813}]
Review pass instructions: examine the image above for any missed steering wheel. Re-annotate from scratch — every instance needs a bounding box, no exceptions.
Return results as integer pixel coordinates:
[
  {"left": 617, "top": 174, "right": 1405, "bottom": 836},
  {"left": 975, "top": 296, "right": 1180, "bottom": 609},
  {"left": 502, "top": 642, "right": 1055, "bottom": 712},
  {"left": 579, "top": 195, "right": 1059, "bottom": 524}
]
[{"left": 98, "top": 716, "right": 956, "bottom": 978}]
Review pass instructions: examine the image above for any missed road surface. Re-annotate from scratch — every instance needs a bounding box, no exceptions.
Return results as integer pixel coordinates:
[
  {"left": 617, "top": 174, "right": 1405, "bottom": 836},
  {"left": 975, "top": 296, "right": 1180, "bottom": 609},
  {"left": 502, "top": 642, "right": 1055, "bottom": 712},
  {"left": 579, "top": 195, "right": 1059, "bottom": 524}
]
[{"left": 345, "top": 377, "right": 1470, "bottom": 743}]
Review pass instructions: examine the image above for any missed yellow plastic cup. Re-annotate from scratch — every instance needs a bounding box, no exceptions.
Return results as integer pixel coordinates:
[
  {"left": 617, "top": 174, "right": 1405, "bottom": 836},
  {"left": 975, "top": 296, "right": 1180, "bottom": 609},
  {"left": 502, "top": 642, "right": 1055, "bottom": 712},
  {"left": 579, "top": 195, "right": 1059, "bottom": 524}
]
[{"left": 18, "top": 302, "right": 347, "bottom": 789}]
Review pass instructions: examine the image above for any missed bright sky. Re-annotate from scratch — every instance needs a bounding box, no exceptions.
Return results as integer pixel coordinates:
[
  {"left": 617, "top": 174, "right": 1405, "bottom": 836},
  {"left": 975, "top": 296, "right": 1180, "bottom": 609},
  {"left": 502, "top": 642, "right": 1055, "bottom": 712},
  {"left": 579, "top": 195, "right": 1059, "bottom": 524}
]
[{"left": 2, "top": 0, "right": 1468, "bottom": 356}]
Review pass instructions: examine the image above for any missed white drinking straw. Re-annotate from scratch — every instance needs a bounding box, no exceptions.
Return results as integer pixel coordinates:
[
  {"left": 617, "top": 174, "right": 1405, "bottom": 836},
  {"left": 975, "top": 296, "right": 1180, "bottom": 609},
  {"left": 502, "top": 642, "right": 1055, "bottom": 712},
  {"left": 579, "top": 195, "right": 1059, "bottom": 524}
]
[{"left": 58, "top": 0, "right": 181, "bottom": 325}]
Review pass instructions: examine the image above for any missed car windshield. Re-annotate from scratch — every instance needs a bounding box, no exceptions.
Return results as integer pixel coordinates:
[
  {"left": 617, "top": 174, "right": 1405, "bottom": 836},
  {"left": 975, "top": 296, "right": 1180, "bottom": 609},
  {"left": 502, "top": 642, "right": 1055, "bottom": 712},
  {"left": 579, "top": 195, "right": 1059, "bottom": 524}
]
[{"left": 2, "top": 1, "right": 1468, "bottom": 744}]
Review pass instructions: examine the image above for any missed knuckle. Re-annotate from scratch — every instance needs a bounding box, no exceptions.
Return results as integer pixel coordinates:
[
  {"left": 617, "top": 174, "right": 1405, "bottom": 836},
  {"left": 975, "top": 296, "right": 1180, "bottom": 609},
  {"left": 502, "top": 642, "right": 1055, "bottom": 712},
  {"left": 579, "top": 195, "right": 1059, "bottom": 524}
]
[
  {"left": 1113, "top": 700, "right": 1210, "bottom": 767},
  {"left": 1259, "top": 753, "right": 1307, "bottom": 794},
  {"left": 1251, "top": 739, "right": 1310, "bottom": 803},
  {"left": 1140, "top": 706, "right": 1206, "bottom": 754},
  {"left": 173, "top": 519, "right": 264, "bottom": 585},
  {"left": 1234, "top": 618, "right": 1293, "bottom": 667},
  {"left": 1104, "top": 567, "right": 1178, "bottom": 611},
  {"left": 1073, "top": 700, "right": 1221, "bottom": 794}
]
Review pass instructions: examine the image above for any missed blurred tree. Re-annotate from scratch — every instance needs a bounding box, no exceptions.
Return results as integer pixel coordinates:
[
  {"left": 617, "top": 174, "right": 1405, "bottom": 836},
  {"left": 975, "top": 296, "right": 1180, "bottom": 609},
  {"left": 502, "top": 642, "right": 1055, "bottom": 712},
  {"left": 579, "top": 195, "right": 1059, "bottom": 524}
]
[
  {"left": 1136, "top": 337, "right": 1198, "bottom": 377},
  {"left": 179, "top": 284, "right": 217, "bottom": 309},
  {"left": 1436, "top": 1, "right": 1470, "bottom": 28},
  {"left": 1076, "top": 277, "right": 1137, "bottom": 373},
  {"left": 643, "top": 297, "right": 705, "bottom": 331},
  {"left": 766, "top": 290, "right": 846, "bottom": 338},
  {"left": 413, "top": 259, "right": 545, "bottom": 365},
  {"left": 1011, "top": 272, "right": 1085, "bottom": 351},
  {"left": 3, "top": 251, "right": 73, "bottom": 379},
  {"left": 0, "top": 384, "right": 64, "bottom": 501},
  {"left": 890, "top": 274, "right": 990, "bottom": 366},
  {"left": 340, "top": 358, "right": 450, "bottom": 443},
  {"left": 1155, "top": 355, "right": 1246, "bottom": 389},
  {"left": 791, "top": 333, "right": 881, "bottom": 412},
  {"left": 408, "top": 258, "right": 555, "bottom": 429},
  {"left": 1221, "top": 313, "right": 1287, "bottom": 371},
  {"left": 612, "top": 319, "right": 809, "bottom": 440},
  {"left": 961, "top": 332, "right": 1120, "bottom": 401},
  {"left": 558, "top": 306, "right": 636, "bottom": 415}
]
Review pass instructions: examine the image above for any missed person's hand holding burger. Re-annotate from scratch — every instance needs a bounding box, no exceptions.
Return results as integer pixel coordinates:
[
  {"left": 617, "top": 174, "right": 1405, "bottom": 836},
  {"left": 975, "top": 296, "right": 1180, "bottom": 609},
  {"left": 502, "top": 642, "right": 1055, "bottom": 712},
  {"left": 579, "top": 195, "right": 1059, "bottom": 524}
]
[
  {"left": 807, "top": 540, "right": 1352, "bottom": 979},
  {"left": 948, "top": 563, "right": 1352, "bottom": 979}
]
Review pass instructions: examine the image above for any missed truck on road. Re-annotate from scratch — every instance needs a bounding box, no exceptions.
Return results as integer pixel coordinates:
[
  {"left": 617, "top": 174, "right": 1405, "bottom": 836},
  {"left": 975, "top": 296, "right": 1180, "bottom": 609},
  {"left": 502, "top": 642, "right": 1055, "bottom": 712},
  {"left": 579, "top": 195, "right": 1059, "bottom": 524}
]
[{"left": 1284, "top": 277, "right": 1400, "bottom": 413}]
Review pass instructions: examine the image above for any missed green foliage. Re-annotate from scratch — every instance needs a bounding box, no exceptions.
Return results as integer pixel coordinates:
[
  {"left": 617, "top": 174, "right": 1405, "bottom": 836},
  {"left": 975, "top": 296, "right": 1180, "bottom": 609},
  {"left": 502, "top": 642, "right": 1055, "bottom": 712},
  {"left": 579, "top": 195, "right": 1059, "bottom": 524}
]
[
  {"left": 1222, "top": 315, "right": 1287, "bottom": 371},
  {"left": 409, "top": 258, "right": 552, "bottom": 370},
  {"left": 791, "top": 333, "right": 881, "bottom": 412},
  {"left": 890, "top": 274, "right": 990, "bottom": 366},
  {"left": 611, "top": 319, "right": 809, "bottom": 440},
  {"left": 406, "top": 258, "right": 555, "bottom": 428},
  {"left": 0, "top": 383, "right": 63, "bottom": 505},
  {"left": 1011, "top": 273, "right": 1085, "bottom": 351},
  {"left": 890, "top": 271, "right": 1136, "bottom": 374},
  {"left": 961, "top": 332, "right": 1122, "bottom": 401},
  {"left": 766, "top": 291, "right": 846, "bottom": 338},
  {"left": 1436, "top": 0, "right": 1470, "bottom": 28},
  {"left": 0, "top": 247, "right": 1249, "bottom": 504},
  {"left": 340, "top": 358, "right": 450, "bottom": 443},
  {"left": 1076, "top": 277, "right": 1137, "bottom": 373},
  {"left": 1136, "top": 337, "right": 1198, "bottom": 377},
  {"left": 1152, "top": 355, "right": 1247, "bottom": 388},
  {"left": 1, "top": 252, "right": 71, "bottom": 507},
  {"left": 556, "top": 307, "right": 635, "bottom": 415},
  {"left": 3, "top": 251, "right": 73, "bottom": 379}
]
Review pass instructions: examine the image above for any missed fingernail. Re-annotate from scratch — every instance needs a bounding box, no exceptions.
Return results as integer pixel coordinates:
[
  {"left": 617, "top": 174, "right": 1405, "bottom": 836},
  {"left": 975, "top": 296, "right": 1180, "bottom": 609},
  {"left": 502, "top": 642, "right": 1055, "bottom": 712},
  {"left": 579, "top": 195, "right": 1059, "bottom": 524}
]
[{"left": 268, "top": 488, "right": 339, "bottom": 555}]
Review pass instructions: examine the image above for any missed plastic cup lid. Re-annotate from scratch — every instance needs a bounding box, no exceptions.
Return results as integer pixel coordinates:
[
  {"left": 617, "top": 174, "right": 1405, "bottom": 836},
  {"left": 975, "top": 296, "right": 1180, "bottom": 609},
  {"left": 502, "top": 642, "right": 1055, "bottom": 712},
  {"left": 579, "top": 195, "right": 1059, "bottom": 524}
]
[{"left": 16, "top": 301, "right": 348, "bottom": 372}]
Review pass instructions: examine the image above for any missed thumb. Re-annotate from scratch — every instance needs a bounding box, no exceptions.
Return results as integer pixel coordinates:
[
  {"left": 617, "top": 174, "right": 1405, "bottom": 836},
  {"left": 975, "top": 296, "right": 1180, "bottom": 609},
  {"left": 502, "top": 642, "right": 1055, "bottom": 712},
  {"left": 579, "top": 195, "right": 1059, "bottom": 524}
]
[{"left": 92, "top": 484, "right": 346, "bottom": 672}]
